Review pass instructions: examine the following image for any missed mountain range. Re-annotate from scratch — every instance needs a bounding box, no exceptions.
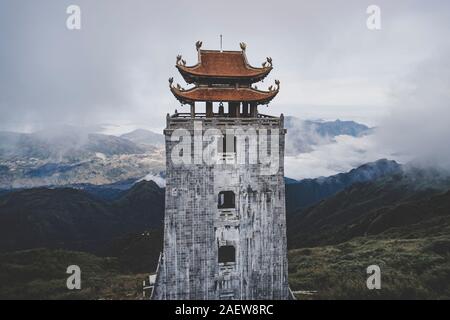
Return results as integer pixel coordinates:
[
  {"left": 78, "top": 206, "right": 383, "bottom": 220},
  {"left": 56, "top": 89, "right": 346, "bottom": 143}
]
[
  {"left": 0, "top": 129, "right": 146, "bottom": 161},
  {"left": 285, "top": 159, "right": 402, "bottom": 213},
  {"left": 0, "top": 127, "right": 165, "bottom": 189},
  {"left": 0, "top": 180, "right": 164, "bottom": 253},
  {"left": 284, "top": 117, "right": 371, "bottom": 155},
  {"left": 287, "top": 169, "right": 450, "bottom": 249},
  {"left": 120, "top": 129, "right": 165, "bottom": 149},
  {"left": 1, "top": 160, "right": 449, "bottom": 299},
  {"left": 286, "top": 168, "right": 450, "bottom": 299},
  {"left": 0, "top": 159, "right": 400, "bottom": 255},
  {"left": 0, "top": 119, "right": 371, "bottom": 189},
  {"left": 3, "top": 119, "right": 449, "bottom": 299}
]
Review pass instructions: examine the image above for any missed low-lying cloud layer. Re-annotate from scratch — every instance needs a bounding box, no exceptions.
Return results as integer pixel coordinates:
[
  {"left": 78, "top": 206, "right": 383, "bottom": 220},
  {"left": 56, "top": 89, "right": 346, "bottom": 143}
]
[
  {"left": 285, "top": 134, "right": 398, "bottom": 179},
  {"left": 376, "top": 52, "right": 450, "bottom": 172},
  {"left": 286, "top": 49, "right": 450, "bottom": 179}
]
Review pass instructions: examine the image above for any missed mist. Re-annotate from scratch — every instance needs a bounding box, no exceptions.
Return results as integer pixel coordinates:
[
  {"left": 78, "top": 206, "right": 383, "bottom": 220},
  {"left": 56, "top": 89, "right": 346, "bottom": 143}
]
[
  {"left": 373, "top": 51, "right": 450, "bottom": 172},
  {"left": 1, "top": 1, "right": 450, "bottom": 179},
  {"left": 2, "top": 0, "right": 449, "bottom": 132}
]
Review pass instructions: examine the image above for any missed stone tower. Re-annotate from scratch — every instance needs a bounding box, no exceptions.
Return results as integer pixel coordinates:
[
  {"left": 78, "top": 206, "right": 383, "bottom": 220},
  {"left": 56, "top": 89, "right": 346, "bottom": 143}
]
[{"left": 152, "top": 41, "right": 289, "bottom": 300}]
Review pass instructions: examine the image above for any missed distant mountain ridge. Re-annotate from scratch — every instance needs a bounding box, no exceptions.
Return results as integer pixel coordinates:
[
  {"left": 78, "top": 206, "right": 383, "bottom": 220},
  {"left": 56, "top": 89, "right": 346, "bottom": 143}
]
[
  {"left": 120, "top": 129, "right": 164, "bottom": 149},
  {"left": 284, "top": 117, "right": 371, "bottom": 155},
  {"left": 0, "top": 158, "right": 405, "bottom": 254},
  {"left": 286, "top": 159, "right": 402, "bottom": 214},
  {"left": 287, "top": 169, "right": 450, "bottom": 249},
  {"left": 0, "top": 119, "right": 372, "bottom": 189},
  {"left": 2, "top": 160, "right": 450, "bottom": 299},
  {"left": 0, "top": 127, "right": 165, "bottom": 189},
  {"left": 0, "top": 180, "right": 165, "bottom": 253},
  {"left": 0, "top": 130, "right": 145, "bottom": 161},
  {"left": 0, "top": 120, "right": 368, "bottom": 161}
]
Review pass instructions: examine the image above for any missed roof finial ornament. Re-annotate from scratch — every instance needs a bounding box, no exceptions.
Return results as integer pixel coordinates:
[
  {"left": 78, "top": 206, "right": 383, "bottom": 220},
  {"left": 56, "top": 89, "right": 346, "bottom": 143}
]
[
  {"left": 220, "top": 35, "right": 223, "bottom": 52},
  {"left": 275, "top": 79, "right": 280, "bottom": 90},
  {"left": 169, "top": 44, "right": 279, "bottom": 105},
  {"left": 176, "top": 54, "right": 182, "bottom": 65}
]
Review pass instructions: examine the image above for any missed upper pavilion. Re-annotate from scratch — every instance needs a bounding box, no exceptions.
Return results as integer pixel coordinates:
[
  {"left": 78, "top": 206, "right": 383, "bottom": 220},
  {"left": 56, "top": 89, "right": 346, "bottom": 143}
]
[{"left": 169, "top": 41, "right": 280, "bottom": 118}]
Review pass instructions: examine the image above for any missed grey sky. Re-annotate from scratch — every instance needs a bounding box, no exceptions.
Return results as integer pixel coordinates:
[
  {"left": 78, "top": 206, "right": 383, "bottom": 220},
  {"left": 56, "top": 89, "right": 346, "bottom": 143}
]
[{"left": 0, "top": 0, "right": 449, "bottom": 133}]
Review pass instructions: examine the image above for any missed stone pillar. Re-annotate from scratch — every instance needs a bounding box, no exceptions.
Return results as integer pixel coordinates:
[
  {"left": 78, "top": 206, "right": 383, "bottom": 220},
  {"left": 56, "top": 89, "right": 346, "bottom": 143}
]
[
  {"left": 206, "top": 101, "right": 213, "bottom": 118},
  {"left": 190, "top": 102, "right": 195, "bottom": 118},
  {"left": 250, "top": 103, "right": 257, "bottom": 117},
  {"left": 242, "top": 102, "right": 249, "bottom": 117},
  {"left": 235, "top": 102, "right": 240, "bottom": 118},
  {"left": 228, "top": 102, "right": 234, "bottom": 117},
  {"left": 229, "top": 102, "right": 239, "bottom": 118}
]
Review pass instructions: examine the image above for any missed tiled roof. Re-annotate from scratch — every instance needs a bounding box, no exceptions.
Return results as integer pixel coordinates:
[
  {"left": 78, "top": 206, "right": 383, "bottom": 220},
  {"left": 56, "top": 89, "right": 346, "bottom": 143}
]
[
  {"left": 170, "top": 86, "right": 278, "bottom": 105},
  {"left": 177, "top": 50, "right": 271, "bottom": 83}
]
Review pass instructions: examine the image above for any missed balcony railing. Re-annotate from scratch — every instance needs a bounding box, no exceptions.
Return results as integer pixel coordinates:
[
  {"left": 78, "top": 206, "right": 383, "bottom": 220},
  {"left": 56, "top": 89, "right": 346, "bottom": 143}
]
[
  {"left": 170, "top": 112, "right": 278, "bottom": 119},
  {"left": 167, "top": 113, "right": 282, "bottom": 129}
]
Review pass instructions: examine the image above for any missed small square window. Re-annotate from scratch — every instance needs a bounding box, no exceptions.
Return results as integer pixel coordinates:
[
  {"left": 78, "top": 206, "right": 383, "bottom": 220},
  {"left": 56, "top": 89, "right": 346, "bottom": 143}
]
[{"left": 218, "top": 191, "right": 235, "bottom": 209}]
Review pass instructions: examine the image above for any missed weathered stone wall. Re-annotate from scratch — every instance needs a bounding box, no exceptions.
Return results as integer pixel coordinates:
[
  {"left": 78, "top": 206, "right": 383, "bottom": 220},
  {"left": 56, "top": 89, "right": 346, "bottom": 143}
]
[{"left": 153, "top": 116, "right": 289, "bottom": 300}]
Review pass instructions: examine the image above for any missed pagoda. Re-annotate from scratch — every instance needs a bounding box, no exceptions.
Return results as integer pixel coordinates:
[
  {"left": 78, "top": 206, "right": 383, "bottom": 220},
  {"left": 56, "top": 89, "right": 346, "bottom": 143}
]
[
  {"left": 152, "top": 41, "right": 290, "bottom": 300},
  {"left": 169, "top": 41, "right": 279, "bottom": 118}
]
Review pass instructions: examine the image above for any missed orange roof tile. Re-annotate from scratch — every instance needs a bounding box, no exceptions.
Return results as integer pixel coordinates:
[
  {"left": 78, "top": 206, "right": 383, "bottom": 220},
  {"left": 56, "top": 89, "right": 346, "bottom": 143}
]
[
  {"left": 170, "top": 86, "right": 278, "bottom": 105},
  {"left": 177, "top": 50, "right": 271, "bottom": 84}
]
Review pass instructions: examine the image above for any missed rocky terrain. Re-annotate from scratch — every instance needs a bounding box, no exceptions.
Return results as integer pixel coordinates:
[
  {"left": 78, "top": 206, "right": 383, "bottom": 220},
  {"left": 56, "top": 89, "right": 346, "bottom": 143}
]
[{"left": 0, "top": 128, "right": 165, "bottom": 189}]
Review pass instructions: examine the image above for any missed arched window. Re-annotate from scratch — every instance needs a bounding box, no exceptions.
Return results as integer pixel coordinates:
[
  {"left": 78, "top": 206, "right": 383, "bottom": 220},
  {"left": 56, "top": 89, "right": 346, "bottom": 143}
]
[
  {"left": 218, "top": 245, "right": 236, "bottom": 263},
  {"left": 218, "top": 191, "right": 235, "bottom": 209}
]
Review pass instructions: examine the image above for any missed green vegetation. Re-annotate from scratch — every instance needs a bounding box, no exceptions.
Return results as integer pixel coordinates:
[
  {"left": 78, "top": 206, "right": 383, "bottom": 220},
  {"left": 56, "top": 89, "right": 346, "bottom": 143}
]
[
  {"left": 285, "top": 172, "right": 450, "bottom": 299},
  {"left": 0, "top": 181, "right": 164, "bottom": 252},
  {"left": 0, "top": 248, "right": 146, "bottom": 300},
  {"left": 288, "top": 236, "right": 450, "bottom": 299},
  {"left": 1, "top": 170, "right": 449, "bottom": 299}
]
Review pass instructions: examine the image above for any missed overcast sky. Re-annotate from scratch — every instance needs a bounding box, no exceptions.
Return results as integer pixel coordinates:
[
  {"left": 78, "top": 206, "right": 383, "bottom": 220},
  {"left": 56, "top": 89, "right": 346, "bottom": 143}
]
[{"left": 0, "top": 0, "right": 449, "bottom": 134}]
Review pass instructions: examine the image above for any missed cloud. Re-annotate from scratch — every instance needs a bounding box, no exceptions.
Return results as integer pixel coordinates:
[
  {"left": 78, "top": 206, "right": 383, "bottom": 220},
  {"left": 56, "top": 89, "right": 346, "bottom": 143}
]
[
  {"left": 375, "top": 51, "right": 450, "bottom": 171},
  {"left": 1, "top": 0, "right": 449, "bottom": 132},
  {"left": 138, "top": 173, "right": 166, "bottom": 188},
  {"left": 286, "top": 48, "right": 450, "bottom": 180},
  {"left": 286, "top": 47, "right": 450, "bottom": 180},
  {"left": 1, "top": 0, "right": 449, "bottom": 180},
  {"left": 285, "top": 134, "right": 401, "bottom": 179}
]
